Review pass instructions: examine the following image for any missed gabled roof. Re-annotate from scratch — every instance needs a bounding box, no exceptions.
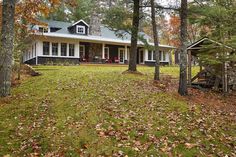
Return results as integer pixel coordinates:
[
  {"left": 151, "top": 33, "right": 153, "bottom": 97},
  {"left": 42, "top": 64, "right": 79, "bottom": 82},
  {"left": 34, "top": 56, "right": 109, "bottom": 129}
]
[
  {"left": 71, "top": 20, "right": 89, "bottom": 27},
  {"left": 188, "top": 37, "right": 234, "bottom": 50},
  {"left": 33, "top": 20, "right": 176, "bottom": 49},
  {"left": 187, "top": 37, "right": 209, "bottom": 50}
]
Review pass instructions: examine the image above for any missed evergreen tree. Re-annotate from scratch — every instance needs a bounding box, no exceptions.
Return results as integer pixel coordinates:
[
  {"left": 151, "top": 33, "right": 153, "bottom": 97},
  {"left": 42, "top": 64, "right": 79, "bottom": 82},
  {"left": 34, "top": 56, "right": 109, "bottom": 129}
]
[
  {"left": 0, "top": 0, "right": 16, "bottom": 97},
  {"left": 151, "top": 0, "right": 160, "bottom": 80},
  {"left": 178, "top": 0, "right": 188, "bottom": 96},
  {"left": 128, "top": 0, "right": 140, "bottom": 72},
  {"left": 188, "top": 0, "right": 236, "bottom": 92}
]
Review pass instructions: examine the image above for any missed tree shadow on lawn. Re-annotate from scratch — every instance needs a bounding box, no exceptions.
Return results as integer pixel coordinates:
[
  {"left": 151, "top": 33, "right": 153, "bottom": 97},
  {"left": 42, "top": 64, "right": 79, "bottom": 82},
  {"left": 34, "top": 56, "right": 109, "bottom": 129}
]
[
  {"left": 122, "top": 70, "right": 144, "bottom": 75},
  {"left": 145, "top": 74, "right": 236, "bottom": 115},
  {"left": 34, "top": 68, "right": 60, "bottom": 71}
]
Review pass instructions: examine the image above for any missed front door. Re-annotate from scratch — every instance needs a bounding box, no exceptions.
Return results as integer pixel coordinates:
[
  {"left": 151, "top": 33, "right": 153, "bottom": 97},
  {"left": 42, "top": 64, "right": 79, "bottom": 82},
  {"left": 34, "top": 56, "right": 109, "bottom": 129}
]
[
  {"left": 139, "top": 49, "right": 144, "bottom": 64},
  {"left": 119, "top": 48, "right": 125, "bottom": 64}
]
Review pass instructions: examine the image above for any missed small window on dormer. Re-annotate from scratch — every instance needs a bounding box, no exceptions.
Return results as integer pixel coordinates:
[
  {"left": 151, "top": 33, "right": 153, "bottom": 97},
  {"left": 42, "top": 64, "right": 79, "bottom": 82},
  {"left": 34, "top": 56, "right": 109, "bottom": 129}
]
[
  {"left": 39, "top": 27, "right": 48, "bottom": 33},
  {"left": 77, "top": 25, "right": 85, "bottom": 34}
]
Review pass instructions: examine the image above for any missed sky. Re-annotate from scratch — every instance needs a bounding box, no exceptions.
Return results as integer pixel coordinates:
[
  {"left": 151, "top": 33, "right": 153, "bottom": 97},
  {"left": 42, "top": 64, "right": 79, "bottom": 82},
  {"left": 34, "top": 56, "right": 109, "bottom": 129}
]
[{"left": 156, "top": 0, "right": 180, "bottom": 7}]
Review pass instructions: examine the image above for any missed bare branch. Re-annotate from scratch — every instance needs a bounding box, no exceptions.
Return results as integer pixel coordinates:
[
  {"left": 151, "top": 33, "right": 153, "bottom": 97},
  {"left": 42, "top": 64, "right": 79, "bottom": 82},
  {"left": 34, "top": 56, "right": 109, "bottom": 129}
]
[{"left": 140, "top": 5, "right": 180, "bottom": 11}]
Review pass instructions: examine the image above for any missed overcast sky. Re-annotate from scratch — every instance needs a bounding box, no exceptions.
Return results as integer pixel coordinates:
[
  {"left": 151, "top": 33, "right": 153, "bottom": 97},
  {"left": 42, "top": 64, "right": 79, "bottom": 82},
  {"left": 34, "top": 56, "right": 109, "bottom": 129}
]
[{"left": 156, "top": 0, "right": 180, "bottom": 7}]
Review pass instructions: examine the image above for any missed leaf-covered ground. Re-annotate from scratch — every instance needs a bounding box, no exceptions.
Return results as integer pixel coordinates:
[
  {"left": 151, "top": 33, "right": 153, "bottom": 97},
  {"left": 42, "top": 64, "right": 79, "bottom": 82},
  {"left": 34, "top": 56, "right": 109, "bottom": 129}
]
[{"left": 0, "top": 65, "right": 235, "bottom": 156}]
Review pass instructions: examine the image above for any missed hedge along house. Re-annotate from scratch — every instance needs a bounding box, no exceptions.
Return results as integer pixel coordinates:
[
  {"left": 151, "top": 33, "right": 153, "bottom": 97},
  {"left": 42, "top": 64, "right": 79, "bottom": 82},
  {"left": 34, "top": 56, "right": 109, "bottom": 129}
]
[{"left": 23, "top": 19, "right": 175, "bottom": 65}]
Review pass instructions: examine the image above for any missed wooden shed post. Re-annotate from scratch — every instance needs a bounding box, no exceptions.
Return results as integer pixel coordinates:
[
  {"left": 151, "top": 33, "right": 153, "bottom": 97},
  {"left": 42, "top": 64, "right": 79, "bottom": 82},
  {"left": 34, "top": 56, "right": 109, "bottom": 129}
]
[
  {"left": 188, "top": 50, "right": 192, "bottom": 86},
  {"left": 222, "top": 62, "right": 228, "bottom": 93}
]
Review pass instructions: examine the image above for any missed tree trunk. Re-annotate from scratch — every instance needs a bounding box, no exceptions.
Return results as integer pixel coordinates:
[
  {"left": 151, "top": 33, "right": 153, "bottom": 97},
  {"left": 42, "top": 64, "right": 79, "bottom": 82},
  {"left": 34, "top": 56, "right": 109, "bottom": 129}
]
[
  {"left": 151, "top": 0, "right": 160, "bottom": 81},
  {"left": 139, "top": 0, "right": 145, "bottom": 32},
  {"left": 0, "top": 0, "right": 16, "bottom": 97},
  {"left": 178, "top": 0, "right": 188, "bottom": 96},
  {"left": 89, "top": 0, "right": 102, "bottom": 62},
  {"left": 128, "top": 0, "right": 140, "bottom": 72}
]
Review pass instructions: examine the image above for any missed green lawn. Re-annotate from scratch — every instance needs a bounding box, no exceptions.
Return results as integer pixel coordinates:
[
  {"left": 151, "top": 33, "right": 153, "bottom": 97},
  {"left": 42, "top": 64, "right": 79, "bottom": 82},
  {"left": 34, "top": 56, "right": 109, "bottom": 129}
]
[{"left": 0, "top": 65, "right": 235, "bottom": 156}]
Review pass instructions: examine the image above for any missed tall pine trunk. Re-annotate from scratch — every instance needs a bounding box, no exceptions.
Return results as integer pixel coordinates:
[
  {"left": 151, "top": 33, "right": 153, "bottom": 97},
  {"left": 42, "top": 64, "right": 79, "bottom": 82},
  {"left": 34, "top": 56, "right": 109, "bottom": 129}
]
[
  {"left": 151, "top": 0, "right": 160, "bottom": 81},
  {"left": 0, "top": 0, "right": 16, "bottom": 97},
  {"left": 128, "top": 0, "right": 140, "bottom": 72},
  {"left": 178, "top": 0, "right": 188, "bottom": 96}
]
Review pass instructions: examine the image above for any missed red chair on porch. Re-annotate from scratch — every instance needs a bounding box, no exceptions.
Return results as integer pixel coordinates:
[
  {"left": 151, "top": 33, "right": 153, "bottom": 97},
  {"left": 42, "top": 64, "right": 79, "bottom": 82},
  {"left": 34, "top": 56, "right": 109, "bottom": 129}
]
[
  {"left": 114, "top": 57, "right": 119, "bottom": 63},
  {"left": 105, "top": 58, "right": 112, "bottom": 63},
  {"left": 108, "top": 58, "right": 113, "bottom": 63}
]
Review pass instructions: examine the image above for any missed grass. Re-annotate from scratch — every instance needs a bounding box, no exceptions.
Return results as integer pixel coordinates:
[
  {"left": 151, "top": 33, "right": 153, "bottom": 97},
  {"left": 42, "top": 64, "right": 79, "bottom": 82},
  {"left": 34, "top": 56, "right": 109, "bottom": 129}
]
[{"left": 0, "top": 65, "right": 235, "bottom": 156}]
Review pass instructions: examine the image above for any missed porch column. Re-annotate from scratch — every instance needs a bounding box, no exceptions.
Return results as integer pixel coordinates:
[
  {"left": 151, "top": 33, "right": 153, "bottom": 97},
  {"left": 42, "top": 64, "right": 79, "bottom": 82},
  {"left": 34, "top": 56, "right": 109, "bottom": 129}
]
[
  {"left": 102, "top": 43, "right": 105, "bottom": 59},
  {"left": 78, "top": 42, "right": 80, "bottom": 58},
  {"left": 144, "top": 49, "right": 148, "bottom": 61},
  {"left": 67, "top": 43, "right": 69, "bottom": 56},
  {"left": 58, "top": 43, "right": 61, "bottom": 56},
  {"left": 125, "top": 45, "right": 128, "bottom": 61}
]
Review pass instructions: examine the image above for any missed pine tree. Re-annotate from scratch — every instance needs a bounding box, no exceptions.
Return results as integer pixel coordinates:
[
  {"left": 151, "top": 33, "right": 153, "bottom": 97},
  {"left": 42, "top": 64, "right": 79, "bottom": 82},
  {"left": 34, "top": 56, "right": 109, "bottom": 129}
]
[
  {"left": 178, "top": 0, "right": 188, "bottom": 96},
  {"left": 128, "top": 0, "right": 140, "bottom": 72},
  {"left": 0, "top": 0, "right": 16, "bottom": 97},
  {"left": 151, "top": 0, "right": 160, "bottom": 80}
]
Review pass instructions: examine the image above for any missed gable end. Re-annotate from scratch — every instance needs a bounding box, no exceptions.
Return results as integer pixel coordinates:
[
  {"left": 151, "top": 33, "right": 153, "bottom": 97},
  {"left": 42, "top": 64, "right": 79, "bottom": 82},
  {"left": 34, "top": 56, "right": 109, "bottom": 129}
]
[{"left": 68, "top": 21, "right": 89, "bottom": 35}]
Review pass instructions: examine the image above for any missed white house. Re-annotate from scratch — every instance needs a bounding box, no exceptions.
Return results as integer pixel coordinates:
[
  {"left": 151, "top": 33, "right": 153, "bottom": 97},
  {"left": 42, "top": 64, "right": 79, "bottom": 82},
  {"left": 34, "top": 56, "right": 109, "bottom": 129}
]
[{"left": 23, "top": 19, "right": 175, "bottom": 65}]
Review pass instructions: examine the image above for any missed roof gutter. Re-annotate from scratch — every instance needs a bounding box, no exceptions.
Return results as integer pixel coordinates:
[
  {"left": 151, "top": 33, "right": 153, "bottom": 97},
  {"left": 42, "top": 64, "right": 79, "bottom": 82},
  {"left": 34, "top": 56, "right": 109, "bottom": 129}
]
[{"left": 33, "top": 33, "right": 176, "bottom": 49}]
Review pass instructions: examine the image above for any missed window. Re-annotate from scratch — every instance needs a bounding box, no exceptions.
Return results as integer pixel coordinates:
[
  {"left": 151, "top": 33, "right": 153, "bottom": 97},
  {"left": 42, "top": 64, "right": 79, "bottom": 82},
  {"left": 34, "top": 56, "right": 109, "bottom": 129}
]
[
  {"left": 148, "top": 51, "right": 152, "bottom": 60},
  {"left": 61, "top": 43, "right": 67, "bottom": 56},
  {"left": 39, "top": 27, "right": 48, "bottom": 33},
  {"left": 32, "top": 45, "right": 34, "bottom": 58},
  {"left": 105, "top": 47, "right": 109, "bottom": 59},
  {"left": 77, "top": 25, "right": 85, "bottom": 34},
  {"left": 52, "top": 43, "right": 58, "bottom": 56},
  {"left": 43, "top": 42, "right": 50, "bottom": 55},
  {"left": 163, "top": 52, "right": 166, "bottom": 61},
  {"left": 39, "top": 27, "right": 44, "bottom": 32},
  {"left": 69, "top": 44, "right": 75, "bottom": 56},
  {"left": 159, "top": 51, "right": 162, "bottom": 61},
  {"left": 35, "top": 43, "right": 37, "bottom": 56},
  {"left": 153, "top": 51, "right": 156, "bottom": 60},
  {"left": 80, "top": 45, "right": 85, "bottom": 58}
]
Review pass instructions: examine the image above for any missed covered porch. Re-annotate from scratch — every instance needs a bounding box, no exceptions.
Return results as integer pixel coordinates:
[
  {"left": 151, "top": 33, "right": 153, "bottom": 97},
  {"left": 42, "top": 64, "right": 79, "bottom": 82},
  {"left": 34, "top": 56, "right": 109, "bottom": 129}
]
[
  {"left": 79, "top": 42, "right": 147, "bottom": 64},
  {"left": 79, "top": 42, "right": 130, "bottom": 64}
]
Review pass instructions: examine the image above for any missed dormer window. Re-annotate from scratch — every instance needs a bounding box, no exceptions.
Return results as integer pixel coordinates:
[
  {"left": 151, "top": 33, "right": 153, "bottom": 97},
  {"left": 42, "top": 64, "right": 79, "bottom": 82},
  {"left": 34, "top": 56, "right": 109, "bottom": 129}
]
[
  {"left": 76, "top": 25, "right": 85, "bottom": 34},
  {"left": 39, "top": 27, "right": 49, "bottom": 33},
  {"left": 68, "top": 19, "right": 89, "bottom": 35}
]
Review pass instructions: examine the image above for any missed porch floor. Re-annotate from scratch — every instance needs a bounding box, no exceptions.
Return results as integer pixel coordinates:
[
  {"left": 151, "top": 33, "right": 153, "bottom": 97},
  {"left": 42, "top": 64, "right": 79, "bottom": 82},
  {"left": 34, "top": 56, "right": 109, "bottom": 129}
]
[{"left": 80, "top": 62, "right": 147, "bottom": 67}]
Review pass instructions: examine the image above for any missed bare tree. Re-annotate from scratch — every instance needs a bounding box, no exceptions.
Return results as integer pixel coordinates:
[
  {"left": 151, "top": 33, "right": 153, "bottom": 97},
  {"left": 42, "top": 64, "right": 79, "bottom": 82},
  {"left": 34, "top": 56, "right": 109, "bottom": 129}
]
[
  {"left": 178, "top": 0, "right": 188, "bottom": 95},
  {"left": 151, "top": 0, "right": 160, "bottom": 81},
  {"left": 0, "top": 0, "right": 16, "bottom": 97},
  {"left": 128, "top": 0, "right": 140, "bottom": 72}
]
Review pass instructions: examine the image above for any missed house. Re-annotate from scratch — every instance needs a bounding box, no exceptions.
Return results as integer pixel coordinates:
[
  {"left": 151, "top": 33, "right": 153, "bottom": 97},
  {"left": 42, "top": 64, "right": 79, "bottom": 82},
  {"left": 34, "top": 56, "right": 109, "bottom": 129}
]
[{"left": 23, "top": 19, "right": 176, "bottom": 66}]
